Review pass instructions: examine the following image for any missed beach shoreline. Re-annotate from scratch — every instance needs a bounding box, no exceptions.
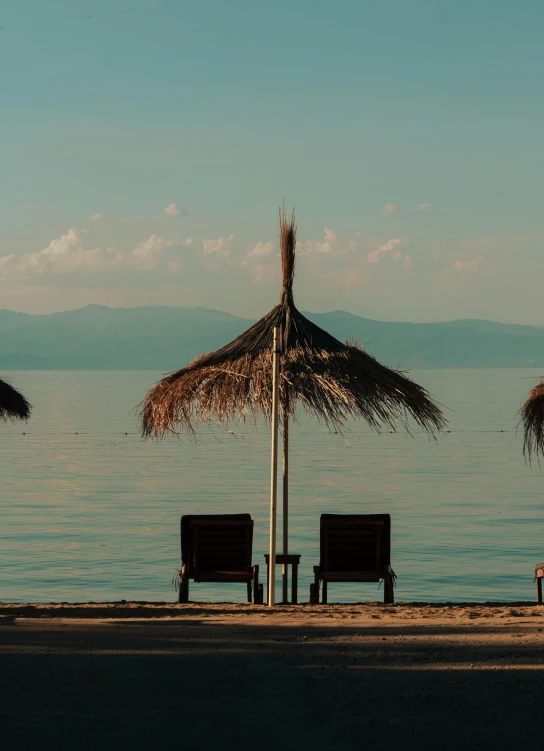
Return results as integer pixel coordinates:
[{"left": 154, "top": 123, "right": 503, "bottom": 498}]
[{"left": 1, "top": 600, "right": 541, "bottom": 621}]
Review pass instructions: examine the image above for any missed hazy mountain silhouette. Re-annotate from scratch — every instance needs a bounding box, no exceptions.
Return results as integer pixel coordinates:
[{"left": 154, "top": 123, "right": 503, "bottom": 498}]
[{"left": 1, "top": 304, "right": 544, "bottom": 369}]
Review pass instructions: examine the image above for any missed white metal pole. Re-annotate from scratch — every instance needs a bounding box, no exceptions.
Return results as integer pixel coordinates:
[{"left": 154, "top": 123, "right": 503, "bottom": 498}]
[
  {"left": 282, "top": 409, "right": 289, "bottom": 603},
  {"left": 268, "top": 327, "right": 280, "bottom": 607}
]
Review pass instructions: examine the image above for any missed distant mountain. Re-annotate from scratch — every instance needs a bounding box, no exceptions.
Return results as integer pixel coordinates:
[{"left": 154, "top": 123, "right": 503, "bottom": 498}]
[
  {"left": 305, "top": 311, "right": 544, "bottom": 369},
  {"left": 1, "top": 305, "right": 544, "bottom": 369}
]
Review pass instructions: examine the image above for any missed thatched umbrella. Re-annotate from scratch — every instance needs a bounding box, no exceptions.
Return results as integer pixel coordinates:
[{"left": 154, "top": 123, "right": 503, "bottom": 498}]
[
  {"left": 0, "top": 377, "right": 32, "bottom": 422},
  {"left": 140, "top": 208, "right": 446, "bottom": 599},
  {"left": 520, "top": 380, "right": 544, "bottom": 460}
]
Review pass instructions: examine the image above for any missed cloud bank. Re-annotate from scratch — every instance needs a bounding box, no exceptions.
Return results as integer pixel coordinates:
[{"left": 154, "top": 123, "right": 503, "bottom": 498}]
[{"left": 0, "top": 228, "right": 192, "bottom": 280}]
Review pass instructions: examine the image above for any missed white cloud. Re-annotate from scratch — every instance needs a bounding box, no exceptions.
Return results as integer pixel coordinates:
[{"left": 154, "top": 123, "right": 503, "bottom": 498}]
[
  {"left": 248, "top": 240, "right": 275, "bottom": 258},
  {"left": 37, "top": 227, "right": 85, "bottom": 263},
  {"left": 453, "top": 257, "right": 485, "bottom": 272},
  {"left": 202, "top": 234, "right": 235, "bottom": 258},
  {"left": 299, "top": 227, "right": 338, "bottom": 255},
  {"left": 120, "top": 217, "right": 140, "bottom": 225},
  {"left": 0, "top": 228, "right": 187, "bottom": 280},
  {"left": 364, "top": 238, "right": 412, "bottom": 271},
  {"left": 153, "top": 203, "right": 188, "bottom": 220},
  {"left": 8, "top": 228, "right": 124, "bottom": 276},
  {"left": 181, "top": 237, "right": 193, "bottom": 247},
  {"left": 365, "top": 238, "right": 402, "bottom": 264},
  {"left": 87, "top": 213, "right": 105, "bottom": 223},
  {"left": 132, "top": 235, "right": 178, "bottom": 269},
  {"left": 381, "top": 203, "right": 398, "bottom": 216},
  {"left": 417, "top": 203, "right": 434, "bottom": 214},
  {"left": 298, "top": 229, "right": 411, "bottom": 268}
]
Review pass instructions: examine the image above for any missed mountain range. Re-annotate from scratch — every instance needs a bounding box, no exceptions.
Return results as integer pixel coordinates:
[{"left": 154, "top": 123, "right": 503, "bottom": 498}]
[{"left": 1, "top": 305, "right": 544, "bottom": 370}]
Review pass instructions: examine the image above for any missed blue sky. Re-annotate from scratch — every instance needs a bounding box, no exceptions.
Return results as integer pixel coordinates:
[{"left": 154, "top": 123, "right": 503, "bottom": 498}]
[{"left": 1, "top": 0, "right": 543, "bottom": 322}]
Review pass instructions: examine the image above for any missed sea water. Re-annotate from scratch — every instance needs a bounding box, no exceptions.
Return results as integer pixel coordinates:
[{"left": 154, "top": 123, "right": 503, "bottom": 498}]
[{"left": 0, "top": 369, "right": 542, "bottom": 604}]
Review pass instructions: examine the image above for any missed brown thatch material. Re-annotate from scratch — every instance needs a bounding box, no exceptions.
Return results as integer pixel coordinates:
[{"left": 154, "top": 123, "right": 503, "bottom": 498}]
[
  {"left": 140, "top": 208, "right": 446, "bottom": 439},
  {"left": 0, "top": 377, "right": 32, "bottom": 422},
  {"left": 520, "top": 379, "right": 544, "bottom": 460}
]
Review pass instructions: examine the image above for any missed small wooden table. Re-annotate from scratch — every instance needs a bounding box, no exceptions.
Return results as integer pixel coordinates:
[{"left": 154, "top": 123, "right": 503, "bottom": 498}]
[
  {"left": 264, "top": 554, "right": 301, "bottom": 604},
  {"left": 535, "top": 563, "right": 544, "bottom": 604}
]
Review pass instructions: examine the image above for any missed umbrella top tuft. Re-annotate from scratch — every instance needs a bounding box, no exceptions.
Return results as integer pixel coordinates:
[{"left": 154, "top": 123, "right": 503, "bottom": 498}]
[{"left": 279, "top": 205, "right": 296, "bottom": 308}]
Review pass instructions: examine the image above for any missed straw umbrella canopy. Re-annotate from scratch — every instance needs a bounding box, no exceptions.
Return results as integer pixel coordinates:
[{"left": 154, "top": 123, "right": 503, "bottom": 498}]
[
  {"left": 140, "top": 208, "right": 446, "bottom": 552},
  {"left": 520, "top": 380, "right": 544, "bottom": 460},
  {"left": 0, "top": 377, "right": 32, "bottom": 422}
]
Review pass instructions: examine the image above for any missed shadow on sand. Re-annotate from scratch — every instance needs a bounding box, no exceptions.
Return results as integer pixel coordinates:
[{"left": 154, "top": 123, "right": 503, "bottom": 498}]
[{"left": 1, "top": 614, "right": 543, "bottom": 750}]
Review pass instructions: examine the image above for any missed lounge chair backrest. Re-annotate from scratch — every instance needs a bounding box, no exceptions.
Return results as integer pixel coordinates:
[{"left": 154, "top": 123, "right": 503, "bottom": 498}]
[
  {"left": 181, "top": 514, "right": 253, "bottom": 575},
  {"left": 320, "top": 514, "right": 391, "bottom": 573},
  {"left": 181, "top": 513, "right": 251, "bottom": 565}
]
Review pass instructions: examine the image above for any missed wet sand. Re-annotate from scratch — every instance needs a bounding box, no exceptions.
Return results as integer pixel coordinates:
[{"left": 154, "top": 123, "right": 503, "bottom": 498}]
[{"left": 1, "top": 602, "right": 543, "bottom": 750}]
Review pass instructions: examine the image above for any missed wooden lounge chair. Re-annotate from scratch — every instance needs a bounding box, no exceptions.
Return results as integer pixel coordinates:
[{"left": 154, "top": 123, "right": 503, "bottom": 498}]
[
  {"left": 309, "top": 514, "right": 396, "bottom": 604},
  {"left": 178, "top": 514, "right": 263, "bottom": 604}
]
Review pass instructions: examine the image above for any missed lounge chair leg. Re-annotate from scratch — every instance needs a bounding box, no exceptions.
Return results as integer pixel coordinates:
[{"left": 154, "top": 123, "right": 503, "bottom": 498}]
[
  {"left": 537, "top": 577, "right": 543, "bottom": 605},
  {"left": 312, "top": 569, "right": 320, "bottom": 604},
  {"left": 252, "top": 566, "right": 262, "bottom": 604},
  {"left": 247, "top": 581, "right": 252, "bottom": 603},
  {"left": 384, "top": 575, "right": 394, "bottom": 605},
  {"left": 179, "top": 573, "right": 189, "bottom": 604},
  {"left": 322, "top": 581, "right": 328, "bottom": 605}
]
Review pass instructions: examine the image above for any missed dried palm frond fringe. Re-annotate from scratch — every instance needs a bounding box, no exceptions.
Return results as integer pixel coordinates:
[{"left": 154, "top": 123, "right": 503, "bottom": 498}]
[
  {"left": 140, "top": 207, "right": 446, "bottom": 439},
  {"left": 520, "top": 379, "right": 544, "bottom": 460},
  {"left": 0, "top": 377, "right": 32, "bottom": 422}
]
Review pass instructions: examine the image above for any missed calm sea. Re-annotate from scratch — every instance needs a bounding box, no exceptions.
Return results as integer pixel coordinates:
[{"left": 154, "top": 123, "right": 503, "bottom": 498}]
[{"left": 1, "top": 369, "right": 542, "bottom": 604}]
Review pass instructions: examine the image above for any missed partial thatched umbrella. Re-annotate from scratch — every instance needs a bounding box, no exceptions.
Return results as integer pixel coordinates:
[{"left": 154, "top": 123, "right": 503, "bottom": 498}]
[
  {"left": 0, "top": 377, "right": 32, "bottom": 422},
  {"left": 140, "top": 208, "right": 446, "bottom": 598},
  {"left": 520, "top": 380, "right": 544, "bottom": 460}
]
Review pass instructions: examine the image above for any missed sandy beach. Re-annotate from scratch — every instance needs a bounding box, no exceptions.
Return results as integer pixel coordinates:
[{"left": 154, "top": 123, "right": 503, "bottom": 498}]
[{"left": 1, "top": 601, "right": 543, "bottom": 750}]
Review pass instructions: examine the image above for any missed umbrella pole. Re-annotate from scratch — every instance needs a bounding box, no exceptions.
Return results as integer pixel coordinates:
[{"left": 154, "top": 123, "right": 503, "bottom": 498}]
[
  {"left": 268, "top": 327, "right": 280, "bottom": 607},
  {"left": 282, "top": 399, "right": 289, "bottom": 604}
]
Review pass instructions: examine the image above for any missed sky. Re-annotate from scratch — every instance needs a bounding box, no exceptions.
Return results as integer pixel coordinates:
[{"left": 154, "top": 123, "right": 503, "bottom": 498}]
[{"left": 1, "top": 0, "right": 543, "bottom": 323}]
